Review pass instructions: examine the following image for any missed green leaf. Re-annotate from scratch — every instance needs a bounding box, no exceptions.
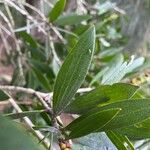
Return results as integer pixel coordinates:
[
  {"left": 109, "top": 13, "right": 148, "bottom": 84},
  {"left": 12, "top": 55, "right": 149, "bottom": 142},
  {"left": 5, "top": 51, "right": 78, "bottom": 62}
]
[
  {"left": 96, "top": 99, "right": 150, "bottom": 131},
  {"left": 4, "top": 110, "right": 45, "bottom": 119},
  {"left": 29, "top": 59, "right": 55, "bottom": 79},
  {"left": 28, "top": 47, "right": 46, "bottom": 62},
  {"left": 136, "top": 118, "right": 150, "bottom": 129},
  {"left": 116, "top": 125, "right": 150, "bottom": 140},
  {"left": 0, "top": 115, "right": 44, "bottom": 150},
  {"left": 106, "top": 131, "right": 134, "bottom": 150},
  {"left": 116, "top": 119, "right": 150, "bottom": 140},
  {"left": 32, "top": 67, "right": 52, "bottom": 91},
  {"left": 55, "top": 13, "right": 91, "bottom": 25},
  {"left": 53, "top": 26, "right": 95, "bottom": 115},
  {"left": 65, "top": 108, "right": 121, "bottom": 139},
  {"left": 48, "top": 0, "right": 66, "bottom": 22},
  {"left": 0, "top": 90, "right": 9, "bottom": 101},
  {"left": 19, "top": 31, "right": 37, "bottom": 48},
  {"left": 65, "top": 83, "right": 138, "bottom": 114}
]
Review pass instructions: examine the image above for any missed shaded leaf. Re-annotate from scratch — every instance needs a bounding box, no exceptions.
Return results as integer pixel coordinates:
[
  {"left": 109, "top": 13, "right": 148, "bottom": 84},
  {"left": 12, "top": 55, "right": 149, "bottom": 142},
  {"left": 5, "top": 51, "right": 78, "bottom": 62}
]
[
  {"left": 0, "top": 90, "right": 9, "bottom": 101},
  {"left": 55, "top": 13, "right": 91, "bottom": 25},
  {"left": 32, "top": 67, "right": 52, "bottom": 91},
  {"left": 29, "top": 59, "right": 55, "bottom": 79},
  {"left": 0, "top": 115, "right": 44, "bottom": 150},
  {"left": 53, "top": 26, "right": 95, "bottom": 115},
  {"left": 19, "top": 31, "right": 37, "bottom": 48},
  {"left": 65, "top": 108, "right": 121, "bottom": 139}
]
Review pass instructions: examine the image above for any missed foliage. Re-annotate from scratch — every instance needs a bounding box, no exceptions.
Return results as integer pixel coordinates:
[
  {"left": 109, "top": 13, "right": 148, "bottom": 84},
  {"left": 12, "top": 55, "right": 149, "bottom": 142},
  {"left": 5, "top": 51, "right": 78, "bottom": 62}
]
[{"left": 0, "top": 0, "right": 150, "bottom": 150}]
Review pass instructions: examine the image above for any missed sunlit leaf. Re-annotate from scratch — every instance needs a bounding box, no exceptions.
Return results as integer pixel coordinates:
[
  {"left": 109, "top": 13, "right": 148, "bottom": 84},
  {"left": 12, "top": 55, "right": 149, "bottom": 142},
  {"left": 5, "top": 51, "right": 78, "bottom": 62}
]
[{"left": 48, "top": 0, "right": 66, "bottom": 22}]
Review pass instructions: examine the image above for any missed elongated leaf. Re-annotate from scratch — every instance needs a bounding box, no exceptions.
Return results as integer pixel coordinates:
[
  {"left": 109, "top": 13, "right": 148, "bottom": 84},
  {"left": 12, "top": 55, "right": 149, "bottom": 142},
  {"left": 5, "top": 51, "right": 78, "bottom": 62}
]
[
  {"left": 0, "top": 90, "right": 9, "bottom": 101},
  {"left": 101, "top": 54, "right": 125, "bottom": 84},
  {"left": 106, "top": 131, "right": 134, "bottom": 150},
  {"left": 48, "top": 0, "right": 66, "bottom": 22},
  {"left": 96, "top": 99, "right": 150, "bottom": 131},
  {"left": 99, "top": 47, "right": 123, "bottom": 59},
  {"left": 101, "top": 55, "right": 145, "bottom": 85},
  {"left": 116, "top": 126, "right": 150, "bottom": 140},
  {"left": 136, "top": 118, "right": 150, "bottom": 129},
  {"left": 116, "top": 119, "right": 150, "bottom": 140},
  {"left": 32, "top": 67, "right": 52, "bottom": 91},
  {"left": 65, "top": 108, "right": 121, "bottom": 139},
  {"left": 55, "top": 13, "right": 91, "bottom": 25},
  {"left": 126, "top": 57, "right": 144, "bottom": 73},
  {"left": 65, "top": 83, "right": 138, "bottom": 114},
  {"left": 53, "top": 26, "right": 95, "bottom": 115},
  {"left": 19, "top": 31, "right": 38, "bottom": 48},
  {"left": 29, "top": 59, "right": 55, "bottom": 79},
  {"left": 0, "top": 115, "right": 44, "bottom": 150},
  {"left": 4, "top": 110, "right": 45, "bottom": 119}
]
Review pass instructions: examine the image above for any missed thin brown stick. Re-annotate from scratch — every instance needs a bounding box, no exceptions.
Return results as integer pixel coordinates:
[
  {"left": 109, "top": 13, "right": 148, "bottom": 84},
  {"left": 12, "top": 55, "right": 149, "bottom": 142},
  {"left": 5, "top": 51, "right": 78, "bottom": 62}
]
[{"left": 0, "top": 85, "right": 92, "bottom": 99}]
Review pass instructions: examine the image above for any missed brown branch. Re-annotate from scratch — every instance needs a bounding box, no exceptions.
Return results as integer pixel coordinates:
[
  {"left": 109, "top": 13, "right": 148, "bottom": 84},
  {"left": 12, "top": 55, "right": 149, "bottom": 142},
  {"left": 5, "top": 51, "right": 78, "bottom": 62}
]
[{"left": 0, "top": 85, "right": 92, "bottom": 100}]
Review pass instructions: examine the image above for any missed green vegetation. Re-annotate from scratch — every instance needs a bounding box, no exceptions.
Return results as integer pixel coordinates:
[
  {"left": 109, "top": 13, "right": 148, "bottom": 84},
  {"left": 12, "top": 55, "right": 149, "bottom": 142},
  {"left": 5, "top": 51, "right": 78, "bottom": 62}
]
[{"left": 0, "top": 0, "right": 150, "bottom": 149}]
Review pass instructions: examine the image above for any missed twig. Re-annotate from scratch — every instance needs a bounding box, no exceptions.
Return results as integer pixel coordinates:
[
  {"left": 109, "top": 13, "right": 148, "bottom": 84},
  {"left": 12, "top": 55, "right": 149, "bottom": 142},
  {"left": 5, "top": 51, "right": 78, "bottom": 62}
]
[
  {"left": 0, "top": 27, "right": 11, "bottom": 55},
  {"left": 0, "top": 100, "right": 32, "bottom": 106},
  {"left": 0, "top": 9, "right": 25, "bottom": 85},
  {"left": 0, "top": 85, "right": 50, "bottom": 97},
  {"left": 56, "top": 27, "right": 78, "bottom": 38},
  {"left": 49, "top": 30, "right": 62, "bottom": 66},
  {"left": 4, "top": 2, "right": 15, "bottom": 26},
  {"left": 51, "top": 26, "right": 67, "bottom": 44},
  {"left": 0, "top": 85, "right": 52, "bottom": 111},
  {"left": 0, "top": 85, "right": 92, "bottom": 99}
]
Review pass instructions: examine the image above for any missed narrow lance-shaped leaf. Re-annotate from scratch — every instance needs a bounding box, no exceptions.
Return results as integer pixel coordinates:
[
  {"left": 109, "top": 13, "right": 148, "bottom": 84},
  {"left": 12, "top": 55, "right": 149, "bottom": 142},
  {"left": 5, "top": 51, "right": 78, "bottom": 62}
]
[
  {"left": 96, "top": 99, "right": 150, "bottom": 131},
  {"left": 65, "top": 108, "right": 121, "bottom": 139},
  {"left": 101, "top": 55, "right": 144, "bottom": 85},
  {"left": 55, "top": 13, "right": 91, "bottom": 25},
  {"left": 116, "top": 125, "right": 150, "bottom": 140},
  {"left": 48, "top": 0, "right": 66, "bottom": 22},
  {"left": 19, "top": 31, "right": 38, "bottom": 48},
  {"left": 65, "top": 83, "right": 138, "bottom": 114},
  {"left": 32, "top": 67, "right": 52, "bottom": 91},
  {"left": 116, "top": 119, "right": 150, "bottom": 140},
  {"left": 106, "top": 131, "right": 135, "bottom": 150},
  {"left": 53, "top": 26, "right": 95, "bottom": 115}
]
